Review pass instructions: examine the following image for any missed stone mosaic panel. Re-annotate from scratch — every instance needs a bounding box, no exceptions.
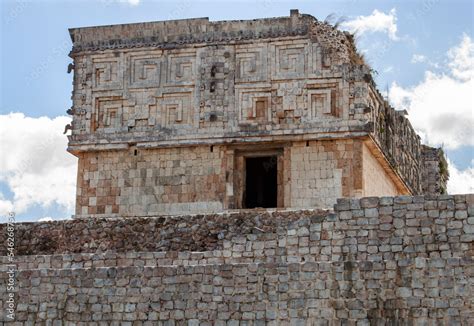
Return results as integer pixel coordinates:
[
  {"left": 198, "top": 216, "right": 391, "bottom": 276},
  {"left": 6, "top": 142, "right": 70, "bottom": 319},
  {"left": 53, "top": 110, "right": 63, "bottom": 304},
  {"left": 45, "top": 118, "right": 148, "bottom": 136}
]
[
  {"left": 159, "top": 92, "right": 193, "bottom": 127},
  {"left": 235, "top": 45, "right": 268, "bottom": 82},
  {"left": 308, "top": 89, "right": 332, "bottom": 118},
  {"left": 92, "top": 56, "right": 123, "bottom": 90},
  {"left": 271, "top": 42, "right": 307, "bottom": 80},
  {"left": 128, "top": 53, "right": 162, "bottom": 88},
  {"left": 236, "top": 88, "right": 272, "bottom": 123},
  {"left": 165, "top": 52, "right": 196, "bottom": 86},
  {"left": 93, "top": 96, "right": 123, "bottom": 132}
]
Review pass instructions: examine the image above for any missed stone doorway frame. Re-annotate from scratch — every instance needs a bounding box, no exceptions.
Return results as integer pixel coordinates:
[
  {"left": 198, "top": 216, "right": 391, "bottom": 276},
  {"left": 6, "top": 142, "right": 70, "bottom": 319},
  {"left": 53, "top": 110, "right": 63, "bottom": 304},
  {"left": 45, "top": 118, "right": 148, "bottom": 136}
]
[{"left": 230, "top": 146, "right": 286, "bottom": 209}]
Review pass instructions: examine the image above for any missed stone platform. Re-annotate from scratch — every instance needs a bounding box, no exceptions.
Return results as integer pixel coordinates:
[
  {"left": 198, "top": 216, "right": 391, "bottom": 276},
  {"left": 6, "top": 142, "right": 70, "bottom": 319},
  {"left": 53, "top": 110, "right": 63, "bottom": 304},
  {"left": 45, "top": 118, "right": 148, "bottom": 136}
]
[{"left": 1, "top": 194, "right": 473, "bottom": 324}]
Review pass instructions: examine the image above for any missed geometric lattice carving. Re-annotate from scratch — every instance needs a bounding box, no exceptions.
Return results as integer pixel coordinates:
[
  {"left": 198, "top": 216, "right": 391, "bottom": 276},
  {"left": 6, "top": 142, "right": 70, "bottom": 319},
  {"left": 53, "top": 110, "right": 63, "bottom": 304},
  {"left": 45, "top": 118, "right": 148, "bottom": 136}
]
[
  {"left": 321, "top": 47, "right": 332, "bottom": 69},
  {"left": 272, "top": 43, "right": 306, "bottom": 80},
  {"left": 235, "top": 46, "right": 267, "bottom": 82},
  {"left": 93, "top": 97, "right": 123, "bottom": 132},
  {"left": 308, "top": 89, "right": 332, "bottom": 119},
  {"left": 129, "top": 55, "right": 162, "bottom": 88},
  {"left": 159, "top": 93, "right": 193, "bottom": 127},
  {"left": 310, "top": 44, "right": 332, "bottom": 76},
  {"left": 166, "top": 53, "right": 195, "bottom": 86},
  {"left": 237, "top": 88, "right": 272, "bottom": 123},
  {"left": 92, "top": 57, "right": 122, "bottom": 90},
  {"left": 311, "top": 44, "right": 322, "bottom": 76},
  {"left": 124, "top": 104, "right": 151, "bottom": 129}
]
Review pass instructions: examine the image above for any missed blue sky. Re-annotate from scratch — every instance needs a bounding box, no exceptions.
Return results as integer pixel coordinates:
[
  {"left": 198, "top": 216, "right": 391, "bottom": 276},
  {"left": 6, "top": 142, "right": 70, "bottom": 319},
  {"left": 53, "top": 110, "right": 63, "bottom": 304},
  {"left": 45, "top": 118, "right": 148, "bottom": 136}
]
[{"left": 1, "top": 0, "right": 473, "bottom": 221}]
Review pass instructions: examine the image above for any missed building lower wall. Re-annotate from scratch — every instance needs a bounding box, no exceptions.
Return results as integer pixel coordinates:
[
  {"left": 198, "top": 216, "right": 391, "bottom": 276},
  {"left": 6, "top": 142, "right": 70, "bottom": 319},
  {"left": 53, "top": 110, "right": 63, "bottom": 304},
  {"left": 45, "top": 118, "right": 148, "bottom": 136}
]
[
  {"left": 289, "top": 139, "right": 363, "bottom": 209},
  {"left": 75, "top": 146, "right": 226, "bottom": 216},
  {"left": 362, "top": 142, "right": 400, "bottom": 197},
  {"left": 75, "top": 138, "right": 410, "bottom": 217}
]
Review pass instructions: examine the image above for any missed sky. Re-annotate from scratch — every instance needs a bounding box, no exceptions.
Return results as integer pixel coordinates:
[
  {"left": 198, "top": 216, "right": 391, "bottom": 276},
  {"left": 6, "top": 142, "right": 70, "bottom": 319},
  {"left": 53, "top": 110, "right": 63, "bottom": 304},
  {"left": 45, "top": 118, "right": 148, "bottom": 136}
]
[{"left": 0, "top": 0, "right": 473, "bottom": 222}]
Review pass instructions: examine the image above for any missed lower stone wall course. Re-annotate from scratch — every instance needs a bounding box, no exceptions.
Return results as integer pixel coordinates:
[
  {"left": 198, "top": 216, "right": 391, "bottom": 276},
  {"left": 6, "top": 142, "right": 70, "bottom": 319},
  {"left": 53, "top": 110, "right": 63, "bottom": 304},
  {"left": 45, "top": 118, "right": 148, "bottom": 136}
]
[{"left": 1, "top": 259, "right": 472, "bottom": 324}]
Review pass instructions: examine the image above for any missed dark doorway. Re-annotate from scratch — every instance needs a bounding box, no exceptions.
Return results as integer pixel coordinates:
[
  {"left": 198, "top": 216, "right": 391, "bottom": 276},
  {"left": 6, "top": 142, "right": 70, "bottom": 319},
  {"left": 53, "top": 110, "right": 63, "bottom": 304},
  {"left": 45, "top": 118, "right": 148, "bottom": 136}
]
[{"left": 245, "top": 156, "right": 278, "bottom": 208}]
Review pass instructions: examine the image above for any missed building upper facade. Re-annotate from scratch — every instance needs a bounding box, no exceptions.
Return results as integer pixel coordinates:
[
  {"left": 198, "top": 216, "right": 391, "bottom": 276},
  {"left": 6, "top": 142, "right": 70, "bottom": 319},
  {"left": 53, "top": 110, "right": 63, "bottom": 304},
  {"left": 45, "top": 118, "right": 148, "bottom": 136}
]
[
  {"left": 68, "top": 10, "right": 362, "bottom": 145},
  {"left": 66, "top": 10, "right": 447, "bottom": 216}
]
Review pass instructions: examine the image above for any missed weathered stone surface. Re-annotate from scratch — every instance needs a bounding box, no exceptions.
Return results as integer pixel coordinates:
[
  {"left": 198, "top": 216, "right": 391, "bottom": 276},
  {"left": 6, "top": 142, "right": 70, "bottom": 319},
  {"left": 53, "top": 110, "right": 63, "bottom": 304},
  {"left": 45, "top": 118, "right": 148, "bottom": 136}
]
[
  {"left": 0, "top": 194, "right": 472, "bottom": 324},
  {"left": 1, "top": 195, "right": 472, "bottom": 261},
  {"left": 1, "top": 10, "right": 465, "bottom": 324},
  {"left": 65, "top": 10, "right": 446, "bottom": 218},
  {"left": 421, "top": 145, "right": 449, "bottom": 195}
]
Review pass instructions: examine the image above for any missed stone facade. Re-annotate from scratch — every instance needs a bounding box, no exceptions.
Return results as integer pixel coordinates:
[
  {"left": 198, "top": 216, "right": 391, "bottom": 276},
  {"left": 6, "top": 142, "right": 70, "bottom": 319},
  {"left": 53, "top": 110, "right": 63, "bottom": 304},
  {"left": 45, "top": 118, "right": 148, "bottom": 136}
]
[
  {"left": 421, "top": 145, "right": 449, "bottom": 195},
  {"left": 1, "top": 194, "right": 473, "bottom": 324},
  {"left": 66, "top": 10, "right": 447, "bottom": 217}
]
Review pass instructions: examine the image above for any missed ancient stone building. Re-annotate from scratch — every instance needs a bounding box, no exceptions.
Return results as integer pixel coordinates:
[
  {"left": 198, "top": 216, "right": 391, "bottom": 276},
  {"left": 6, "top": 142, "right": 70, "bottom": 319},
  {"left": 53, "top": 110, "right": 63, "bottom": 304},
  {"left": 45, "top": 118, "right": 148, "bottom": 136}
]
[
  {"left": 2, "top": 11, "right": 472, "bottom": 325},
  {"left": 67, "top": 10, "right": 447, "bottom": 217}
]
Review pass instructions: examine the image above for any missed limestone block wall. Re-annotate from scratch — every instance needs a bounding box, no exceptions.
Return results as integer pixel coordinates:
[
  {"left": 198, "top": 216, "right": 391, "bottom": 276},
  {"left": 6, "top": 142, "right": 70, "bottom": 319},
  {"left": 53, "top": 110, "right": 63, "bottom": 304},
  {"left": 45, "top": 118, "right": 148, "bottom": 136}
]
[
  {"left": 1, "top": 194, "right": 472, "bottom": 324},
  {"left": 75, "top": 146, "right": 225, "bottom": 216},
  {"left": 3, "top": 259, "right": 471, "bottom": 324},
  {"left": 289, "top": 139, "right": 362, "bottom": 209},
  {"left": 362, "top": 142, "right": 399, "bottom": 197},
  {"left": 74, "top": 138, "right": 408, "bottom": 217}
]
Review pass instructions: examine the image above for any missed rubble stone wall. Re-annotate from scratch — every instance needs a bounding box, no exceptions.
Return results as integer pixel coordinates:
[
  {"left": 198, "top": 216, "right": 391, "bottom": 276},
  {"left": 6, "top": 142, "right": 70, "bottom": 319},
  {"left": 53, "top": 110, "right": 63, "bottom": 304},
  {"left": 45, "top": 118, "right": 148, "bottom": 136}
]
[
  {"left": 2, "top": 194, "right": 472, "bottom": 257},
  {"left": 1, "top": 194, "right": 472, "bottom": 323}
]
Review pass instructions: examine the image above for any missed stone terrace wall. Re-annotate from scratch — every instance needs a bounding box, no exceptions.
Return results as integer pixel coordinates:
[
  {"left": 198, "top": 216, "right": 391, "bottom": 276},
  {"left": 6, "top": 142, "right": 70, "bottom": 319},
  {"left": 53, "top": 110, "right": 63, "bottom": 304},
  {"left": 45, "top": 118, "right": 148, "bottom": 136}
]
[
  {"left": 3, "top": 259, "right": 472, "bottom": 324},
  {"left": 0, "top": 194, "right": 473, "bottom": 324},
  {"left": 1, "top": 195, "right": 472, "bottom": 258}
]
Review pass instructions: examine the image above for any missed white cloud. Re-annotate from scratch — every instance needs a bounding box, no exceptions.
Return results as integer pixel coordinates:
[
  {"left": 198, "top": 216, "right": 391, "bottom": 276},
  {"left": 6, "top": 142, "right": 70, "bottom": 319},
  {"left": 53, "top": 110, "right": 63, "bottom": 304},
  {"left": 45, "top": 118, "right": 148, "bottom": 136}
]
[
  {"left": 447, "top": 159, "right": 474, "bottom": 194},
  {"left": 389, "top": 34, "right": 474, "bottom": 150},
  {"left": 0, "top": 113, "right": 77, "bottom": 216},
  {"left": 38, "top": 216, "right": 54, "bottom": 222},
  {"left": 447, "top": 34, "right": 474, "bottom": 81},
  {"left": 340, "top": 8, "right": 399, "bottom": 41},
  {"left": 411, "top": 54, "right": 426, "bottom": 64},
  {"left": 390, "top": 34, "right": 474, "bottom": 195},
  {"left": 410, "top": 54, "right": 441, "bottom": 69},
  {"left": 0, "top": 193, "right": 13, "bottom": 215}
]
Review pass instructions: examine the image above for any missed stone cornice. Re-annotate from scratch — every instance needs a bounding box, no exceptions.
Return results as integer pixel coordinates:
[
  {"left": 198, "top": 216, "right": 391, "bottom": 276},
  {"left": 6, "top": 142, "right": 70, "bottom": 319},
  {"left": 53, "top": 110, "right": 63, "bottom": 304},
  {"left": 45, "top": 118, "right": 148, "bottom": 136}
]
[
  {"left": 66, "top": 127, "right": 371, "bottom": 155},
  {"left": 68, "top": 11, "right": 332, "bottom": 56},
  {"left": 69, "top": 26, "right": 310, "bottom": 55}
]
